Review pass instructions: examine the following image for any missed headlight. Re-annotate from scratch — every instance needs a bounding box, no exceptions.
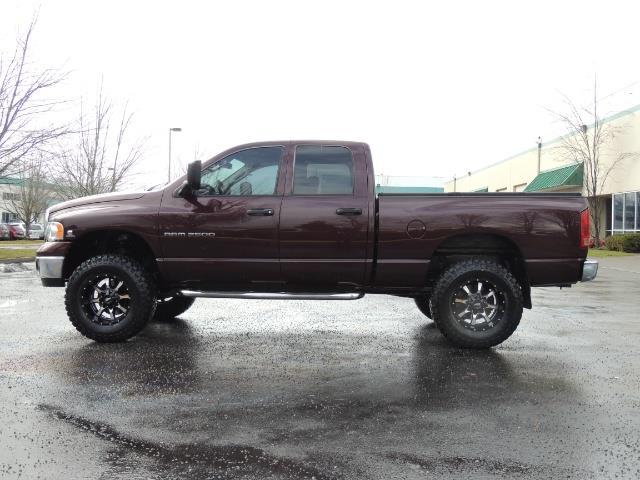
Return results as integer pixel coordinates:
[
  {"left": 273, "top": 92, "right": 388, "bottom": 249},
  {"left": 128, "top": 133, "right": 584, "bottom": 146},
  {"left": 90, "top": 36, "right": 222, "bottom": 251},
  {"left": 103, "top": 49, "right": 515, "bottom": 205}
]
[{"left": 44, "top": 222, "right": 64, "bottom": 242}]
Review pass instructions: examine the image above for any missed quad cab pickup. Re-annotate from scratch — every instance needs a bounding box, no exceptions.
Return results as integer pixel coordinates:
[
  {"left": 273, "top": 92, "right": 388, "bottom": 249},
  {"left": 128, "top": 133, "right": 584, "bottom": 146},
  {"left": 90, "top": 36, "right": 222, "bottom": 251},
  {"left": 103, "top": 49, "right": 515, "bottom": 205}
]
[{"left": 36, "top": 141, "right": 598, "bottom": 348}]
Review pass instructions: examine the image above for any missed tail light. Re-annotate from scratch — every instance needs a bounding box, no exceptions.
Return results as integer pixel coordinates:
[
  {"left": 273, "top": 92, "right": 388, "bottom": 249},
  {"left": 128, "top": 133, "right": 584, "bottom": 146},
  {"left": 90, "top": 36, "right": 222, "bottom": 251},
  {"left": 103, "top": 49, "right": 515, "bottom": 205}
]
[{"left": 580, "top": 208, "right": 590, "bottom": 248}]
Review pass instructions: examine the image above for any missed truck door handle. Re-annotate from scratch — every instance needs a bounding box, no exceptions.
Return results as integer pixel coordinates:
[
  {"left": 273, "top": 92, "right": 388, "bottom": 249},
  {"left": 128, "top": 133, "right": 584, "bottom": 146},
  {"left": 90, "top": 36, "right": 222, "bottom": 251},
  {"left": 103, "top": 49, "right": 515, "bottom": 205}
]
[
  {"left": 336, "top": 207, "right": 362, "bottom": 216},
  {"left": 247, "top": 208, "right": 274, "bottom": 216}
]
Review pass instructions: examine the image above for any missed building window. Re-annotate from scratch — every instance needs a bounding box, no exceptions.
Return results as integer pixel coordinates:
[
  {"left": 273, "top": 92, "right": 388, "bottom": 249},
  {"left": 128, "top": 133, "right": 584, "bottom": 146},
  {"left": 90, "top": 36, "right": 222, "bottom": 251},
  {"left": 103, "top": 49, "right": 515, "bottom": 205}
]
[
  {"left": 1, "top": 212, "right": 18, "bottom": 223},
  {"left": 624, "top": 192, "right": 635, "bottom": 230},
  {"left": 2, "top": 192, "right": 20, "bottom": 201},
  {"left": 637, "top": 192, "right": 640, "bottom": 231},
  {"left": 513, "top": 183, "right": 527, "bottom": 192},
  {"left": 612, "top": 191, "right": 640, "bottom": 233},
  {"left": 496, "top": 187, "right": 507, "bottom": 192}
]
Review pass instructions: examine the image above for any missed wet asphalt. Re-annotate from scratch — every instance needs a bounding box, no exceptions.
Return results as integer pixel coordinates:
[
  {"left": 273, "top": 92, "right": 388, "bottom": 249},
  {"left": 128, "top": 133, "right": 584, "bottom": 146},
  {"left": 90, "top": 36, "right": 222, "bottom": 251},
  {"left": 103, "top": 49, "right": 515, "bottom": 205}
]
[{"left": 0, "top": 257, "right": 639, "bottom": 480}]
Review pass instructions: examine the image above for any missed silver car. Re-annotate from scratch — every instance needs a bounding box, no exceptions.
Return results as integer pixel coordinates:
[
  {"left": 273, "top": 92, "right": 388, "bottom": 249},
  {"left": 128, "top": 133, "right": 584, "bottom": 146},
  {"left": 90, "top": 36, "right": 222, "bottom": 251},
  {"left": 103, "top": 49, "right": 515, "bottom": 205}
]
[
  {"left": 26, "top": 223, "right": 44, "bottom": 240},
  {"left": 0, "top": 224, "right": 10, "bottom": 240}
]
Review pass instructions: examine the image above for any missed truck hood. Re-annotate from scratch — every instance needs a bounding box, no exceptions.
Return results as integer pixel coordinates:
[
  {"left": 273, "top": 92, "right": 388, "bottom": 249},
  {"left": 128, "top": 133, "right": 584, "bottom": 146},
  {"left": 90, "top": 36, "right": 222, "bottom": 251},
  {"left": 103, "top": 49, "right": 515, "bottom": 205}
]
[{"left": 47, "top": 191, "right": 147, "bottom": 218}]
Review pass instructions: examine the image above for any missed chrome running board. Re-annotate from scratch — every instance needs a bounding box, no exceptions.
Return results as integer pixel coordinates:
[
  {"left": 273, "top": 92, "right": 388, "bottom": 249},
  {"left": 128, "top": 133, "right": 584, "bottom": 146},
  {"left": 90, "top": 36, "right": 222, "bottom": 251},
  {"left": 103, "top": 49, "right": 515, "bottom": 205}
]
[{"left": 179, "top": 290, "right": 364, "bottom": 300}]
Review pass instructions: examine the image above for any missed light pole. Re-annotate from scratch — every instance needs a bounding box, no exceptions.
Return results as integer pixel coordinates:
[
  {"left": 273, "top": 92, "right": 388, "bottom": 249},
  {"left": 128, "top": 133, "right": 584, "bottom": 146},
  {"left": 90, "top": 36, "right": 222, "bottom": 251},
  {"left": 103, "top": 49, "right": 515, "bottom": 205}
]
[
  {"left": 107, "top": 166, "right": 116, "bottom": 191},
  {"left": 537, "top": 136, "right": 542, "bottom": 174},
  {"left": 168, "top": 127, "right": 182, "bottom": 182}
]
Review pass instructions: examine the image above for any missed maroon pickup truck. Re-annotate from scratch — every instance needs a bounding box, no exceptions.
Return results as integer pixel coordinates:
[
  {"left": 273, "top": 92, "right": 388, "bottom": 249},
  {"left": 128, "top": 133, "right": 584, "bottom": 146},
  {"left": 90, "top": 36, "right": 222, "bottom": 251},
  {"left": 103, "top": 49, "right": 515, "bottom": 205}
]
[{"left": 36, "top": 141, "right": 597, "bottom": 348}]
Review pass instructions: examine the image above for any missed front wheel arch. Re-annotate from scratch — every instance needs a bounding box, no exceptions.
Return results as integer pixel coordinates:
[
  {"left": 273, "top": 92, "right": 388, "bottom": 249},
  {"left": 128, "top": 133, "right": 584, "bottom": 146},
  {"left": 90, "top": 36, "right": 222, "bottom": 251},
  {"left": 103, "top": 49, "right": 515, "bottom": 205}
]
[{"left": 63, "top": 229, "right": 159, "bottom": 281}]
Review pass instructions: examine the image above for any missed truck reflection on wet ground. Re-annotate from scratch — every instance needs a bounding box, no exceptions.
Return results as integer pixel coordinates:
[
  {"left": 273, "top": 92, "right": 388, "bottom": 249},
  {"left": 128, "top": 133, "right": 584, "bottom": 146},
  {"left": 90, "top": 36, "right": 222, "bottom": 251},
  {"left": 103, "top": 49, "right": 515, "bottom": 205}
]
[{"left": 44, "top": 318, "right": 584, "bottom": 479}]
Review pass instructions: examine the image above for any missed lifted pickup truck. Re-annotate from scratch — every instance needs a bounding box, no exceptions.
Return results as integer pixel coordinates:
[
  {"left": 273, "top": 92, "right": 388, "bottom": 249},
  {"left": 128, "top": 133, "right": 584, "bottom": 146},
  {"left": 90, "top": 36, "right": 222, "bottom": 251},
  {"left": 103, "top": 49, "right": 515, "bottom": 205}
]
[{"left": 36, "top": 141, "right": 597, "bottom": 348}]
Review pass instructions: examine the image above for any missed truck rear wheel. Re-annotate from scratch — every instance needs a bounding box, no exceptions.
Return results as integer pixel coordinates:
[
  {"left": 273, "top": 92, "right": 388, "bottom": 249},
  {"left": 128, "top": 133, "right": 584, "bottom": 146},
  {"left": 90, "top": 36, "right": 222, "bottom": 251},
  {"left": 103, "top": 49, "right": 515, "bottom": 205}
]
[
  {"left": 414, "top": 296, "right": 432, "bottom": 320},
  {"left": 154, "top": 296, "right": 195, "bottom": 321},
  {"left": 431, "top": 259, "right": 523, "bottom": 349},
  {"left": 65, "top": 255, "right": 157, "bottom": 342}
]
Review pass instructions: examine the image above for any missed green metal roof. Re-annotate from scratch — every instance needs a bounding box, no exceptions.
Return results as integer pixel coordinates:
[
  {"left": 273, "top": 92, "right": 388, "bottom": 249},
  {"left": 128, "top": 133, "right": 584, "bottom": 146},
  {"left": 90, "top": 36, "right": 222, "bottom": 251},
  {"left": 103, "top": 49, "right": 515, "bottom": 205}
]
[
  {"left": 0, "top": 177, "right": 23, "bottom": 185},
  {"left": 0, "top": 176, "right": 59, "bottom": 190},
  {"left": 523, "top": 163, "right": 583, "bottom": 192},
  {"left": 472, "top": 186, "right": 489, "bottom": 193},
  {"left": 376, "top": 185, "right": 444, "bottom": 194}
]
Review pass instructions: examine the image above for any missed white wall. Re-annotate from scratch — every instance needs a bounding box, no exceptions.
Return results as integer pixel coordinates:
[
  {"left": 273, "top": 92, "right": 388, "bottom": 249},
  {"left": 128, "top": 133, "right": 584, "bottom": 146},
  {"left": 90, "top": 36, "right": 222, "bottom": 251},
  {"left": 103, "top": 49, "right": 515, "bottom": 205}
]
[{"left": 444, "top": 106, "right": 640, "bottom": 196}]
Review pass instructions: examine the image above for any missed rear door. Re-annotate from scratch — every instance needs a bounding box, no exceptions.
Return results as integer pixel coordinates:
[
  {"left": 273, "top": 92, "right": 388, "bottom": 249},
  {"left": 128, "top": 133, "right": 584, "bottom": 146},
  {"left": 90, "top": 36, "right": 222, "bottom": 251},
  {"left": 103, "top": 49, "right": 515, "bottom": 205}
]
[
  {"left": 159, "top": 145, "right": 286, "bottom": 287},
  {"left": 278, "top": 144, "right": 370, "bottom": 289}
]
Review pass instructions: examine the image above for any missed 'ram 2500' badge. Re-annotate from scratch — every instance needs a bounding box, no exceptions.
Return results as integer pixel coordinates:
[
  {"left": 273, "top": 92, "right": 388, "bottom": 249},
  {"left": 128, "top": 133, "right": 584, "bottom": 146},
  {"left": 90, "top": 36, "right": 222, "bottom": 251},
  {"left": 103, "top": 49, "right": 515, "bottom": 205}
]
[{"left": 163, "top": 232, "right": 216, "bottom": 237}]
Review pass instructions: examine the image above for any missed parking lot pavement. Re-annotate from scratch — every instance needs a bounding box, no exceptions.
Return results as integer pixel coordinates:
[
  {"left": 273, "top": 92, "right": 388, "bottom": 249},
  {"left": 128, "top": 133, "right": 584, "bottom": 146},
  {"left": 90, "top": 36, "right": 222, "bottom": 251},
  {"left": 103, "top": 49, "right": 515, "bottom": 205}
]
[{"left": 0, "top": 257, "right": 638, "bottom": 480}]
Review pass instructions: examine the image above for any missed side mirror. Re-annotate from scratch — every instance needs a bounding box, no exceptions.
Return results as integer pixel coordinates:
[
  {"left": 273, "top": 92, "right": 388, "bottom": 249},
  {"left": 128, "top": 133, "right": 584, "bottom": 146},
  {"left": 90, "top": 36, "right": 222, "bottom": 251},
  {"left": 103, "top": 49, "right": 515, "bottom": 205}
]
[{"left": 187, "top": 160, "right": 202, "bottom": 190}]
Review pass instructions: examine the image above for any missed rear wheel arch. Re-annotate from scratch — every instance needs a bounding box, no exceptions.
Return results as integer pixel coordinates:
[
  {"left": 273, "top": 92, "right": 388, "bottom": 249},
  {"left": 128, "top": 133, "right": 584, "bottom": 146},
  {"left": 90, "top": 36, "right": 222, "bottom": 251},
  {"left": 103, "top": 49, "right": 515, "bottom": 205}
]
[{"left": 426, "top": 233, "right": 531, "bottom": 309}]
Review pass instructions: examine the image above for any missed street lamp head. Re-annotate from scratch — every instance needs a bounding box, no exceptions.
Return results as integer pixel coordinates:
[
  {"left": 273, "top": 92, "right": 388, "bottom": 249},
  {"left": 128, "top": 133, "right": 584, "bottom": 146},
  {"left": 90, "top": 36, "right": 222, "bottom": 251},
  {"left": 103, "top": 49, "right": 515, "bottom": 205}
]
[{"left": 170, "top": 127, "right": 182, "bottom": 132}]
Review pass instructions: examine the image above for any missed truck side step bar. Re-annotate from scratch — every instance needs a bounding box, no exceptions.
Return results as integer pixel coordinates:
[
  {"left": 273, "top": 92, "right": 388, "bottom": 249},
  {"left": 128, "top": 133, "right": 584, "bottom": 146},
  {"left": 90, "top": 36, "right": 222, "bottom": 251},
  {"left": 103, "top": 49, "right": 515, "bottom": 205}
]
[{"left": 179, "top": 290, "right": 364, "bottom": 300}]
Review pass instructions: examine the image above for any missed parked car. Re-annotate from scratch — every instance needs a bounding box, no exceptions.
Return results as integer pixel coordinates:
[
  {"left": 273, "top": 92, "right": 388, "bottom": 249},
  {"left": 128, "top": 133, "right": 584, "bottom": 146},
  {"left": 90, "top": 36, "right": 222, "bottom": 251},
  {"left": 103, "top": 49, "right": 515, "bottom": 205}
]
[
  {"left": 24, "top": 223, "right": 44, "bottom": 240},
  {"left": 0, "top": 224, "right": 10, "bottom": 240},
  {"left": 36, "top": 140, "right": 597, "bottom": 348},
  {"left": 7, "top": 223, "right": 25, "bottom": 240}
]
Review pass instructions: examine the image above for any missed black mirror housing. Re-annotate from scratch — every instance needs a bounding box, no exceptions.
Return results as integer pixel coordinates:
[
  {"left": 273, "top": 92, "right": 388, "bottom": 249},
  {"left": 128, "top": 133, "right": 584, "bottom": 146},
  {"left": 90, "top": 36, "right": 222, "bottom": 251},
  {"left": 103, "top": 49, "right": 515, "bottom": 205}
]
[{"left": 187, "top": 160, "right": 202, "bottom": 190}]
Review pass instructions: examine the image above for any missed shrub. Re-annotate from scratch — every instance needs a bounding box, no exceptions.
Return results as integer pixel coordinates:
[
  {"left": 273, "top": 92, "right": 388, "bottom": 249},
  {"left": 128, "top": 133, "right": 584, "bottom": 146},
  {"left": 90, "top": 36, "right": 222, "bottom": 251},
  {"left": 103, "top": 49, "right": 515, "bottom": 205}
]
[
  {"left": 605, "top": 234, "right": 640, "bottom": 253},
  {"left": 624, "top": 234, "right": 640, "bottom": 252},
  {"left": 605, "top": 235, "right": 623, "bottom": 251}
]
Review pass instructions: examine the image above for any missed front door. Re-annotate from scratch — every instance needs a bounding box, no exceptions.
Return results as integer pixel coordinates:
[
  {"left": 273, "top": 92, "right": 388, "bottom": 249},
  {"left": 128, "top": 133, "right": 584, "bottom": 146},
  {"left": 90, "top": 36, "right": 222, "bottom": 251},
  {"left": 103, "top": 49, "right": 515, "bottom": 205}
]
[
  {"left": 159, "top": 146, "right": 285, "bottom": 288},
  {"left": 279, "top": 144, "right": 370, "bottom": 289}
]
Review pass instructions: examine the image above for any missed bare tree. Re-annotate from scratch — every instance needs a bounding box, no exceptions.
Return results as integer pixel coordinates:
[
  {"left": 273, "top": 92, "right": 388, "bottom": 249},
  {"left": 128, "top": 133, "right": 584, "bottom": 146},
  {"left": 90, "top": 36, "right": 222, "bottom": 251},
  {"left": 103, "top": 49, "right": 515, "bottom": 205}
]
[
  {"left": 551, "top": 80, "right": 637, "bottom": 244},
  {"left": 0, "top": 17, "right": 67, "bottom": 177},
  {"left": 54, "top": 84, "right": 146, "bottom": 200},
  {"left": 5, "top": 155, "right": 51, "bottom": 235}
]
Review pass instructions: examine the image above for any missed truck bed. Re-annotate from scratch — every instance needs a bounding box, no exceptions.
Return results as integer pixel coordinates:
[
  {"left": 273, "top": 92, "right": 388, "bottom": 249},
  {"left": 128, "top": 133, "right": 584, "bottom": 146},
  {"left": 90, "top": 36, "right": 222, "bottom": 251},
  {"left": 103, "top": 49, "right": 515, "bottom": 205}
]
[{"left": 374, "top": 192, "right": 588, "bottom": 288}]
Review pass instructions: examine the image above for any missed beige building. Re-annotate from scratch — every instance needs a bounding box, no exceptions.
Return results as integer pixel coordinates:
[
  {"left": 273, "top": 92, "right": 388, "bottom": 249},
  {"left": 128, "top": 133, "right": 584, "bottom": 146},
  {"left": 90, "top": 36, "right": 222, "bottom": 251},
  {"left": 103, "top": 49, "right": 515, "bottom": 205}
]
[
  {"left": 1, "top": 177, "right": 59, "bottom": 225},
  {"left": 0, "top": 177, "right": 23, "bottom": 224},
  {"left": 444, "top": 104, "right": 640, "bottom": 236}
]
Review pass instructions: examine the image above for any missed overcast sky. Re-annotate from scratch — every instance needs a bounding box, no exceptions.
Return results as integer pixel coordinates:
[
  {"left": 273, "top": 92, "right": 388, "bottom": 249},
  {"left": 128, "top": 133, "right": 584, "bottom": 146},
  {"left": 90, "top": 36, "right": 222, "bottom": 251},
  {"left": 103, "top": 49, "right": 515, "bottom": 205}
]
[{"left": 2, "top": 0, "right": 640, "bottom": 188}]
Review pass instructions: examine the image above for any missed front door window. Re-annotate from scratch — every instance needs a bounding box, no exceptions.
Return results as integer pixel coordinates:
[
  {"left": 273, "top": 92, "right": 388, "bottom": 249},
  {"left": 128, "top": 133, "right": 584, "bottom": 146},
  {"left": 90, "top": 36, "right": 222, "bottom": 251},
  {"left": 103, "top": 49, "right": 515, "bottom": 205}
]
[{"left": 200, "top": 147, "right": 282, "bottom": 196}]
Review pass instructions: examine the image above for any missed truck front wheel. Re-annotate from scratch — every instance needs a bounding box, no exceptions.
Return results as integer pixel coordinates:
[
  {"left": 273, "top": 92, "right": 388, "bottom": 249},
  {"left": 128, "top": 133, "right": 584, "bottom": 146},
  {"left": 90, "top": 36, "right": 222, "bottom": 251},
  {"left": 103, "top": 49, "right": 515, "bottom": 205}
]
[
  {"left": 431, "top": 259, "right": 523, "bottom": 349},
  {"left": 65, "top": 255, "right": 157, "bottom": 342}
]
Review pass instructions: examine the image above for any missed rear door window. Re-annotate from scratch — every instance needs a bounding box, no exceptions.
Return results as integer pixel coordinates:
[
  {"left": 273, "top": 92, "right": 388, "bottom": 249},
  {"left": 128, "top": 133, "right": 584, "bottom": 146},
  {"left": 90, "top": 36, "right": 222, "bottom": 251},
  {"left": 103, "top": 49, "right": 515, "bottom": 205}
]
[{"left": 293, "top": 145, "right": 354, "bottom": 195}]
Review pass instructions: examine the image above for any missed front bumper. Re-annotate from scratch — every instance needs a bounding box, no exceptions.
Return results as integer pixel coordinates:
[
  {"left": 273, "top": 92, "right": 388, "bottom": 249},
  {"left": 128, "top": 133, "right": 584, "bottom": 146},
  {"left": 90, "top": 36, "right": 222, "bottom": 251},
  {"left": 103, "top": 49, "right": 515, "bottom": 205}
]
[
  {"left": 581, "top": 259, "right": 598, "bottom": 282},
  {"left": 36, "top": 256, "right": 65, "bottom": 286}
]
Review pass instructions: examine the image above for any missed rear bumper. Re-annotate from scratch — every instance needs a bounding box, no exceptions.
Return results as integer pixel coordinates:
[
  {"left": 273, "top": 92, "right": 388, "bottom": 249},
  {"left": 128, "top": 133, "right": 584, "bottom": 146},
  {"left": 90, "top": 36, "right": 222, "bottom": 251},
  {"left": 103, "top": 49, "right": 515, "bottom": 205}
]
[{"left": 581, "top": 259, "right": 598, "bottom": 282}]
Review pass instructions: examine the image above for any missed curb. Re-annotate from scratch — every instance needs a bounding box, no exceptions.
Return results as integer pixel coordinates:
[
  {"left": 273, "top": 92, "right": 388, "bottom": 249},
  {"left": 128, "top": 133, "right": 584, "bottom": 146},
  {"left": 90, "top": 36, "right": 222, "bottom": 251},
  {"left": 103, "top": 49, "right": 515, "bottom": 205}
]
[{"left": 0, "top": 257, "right": 35, "bottom": 264}]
